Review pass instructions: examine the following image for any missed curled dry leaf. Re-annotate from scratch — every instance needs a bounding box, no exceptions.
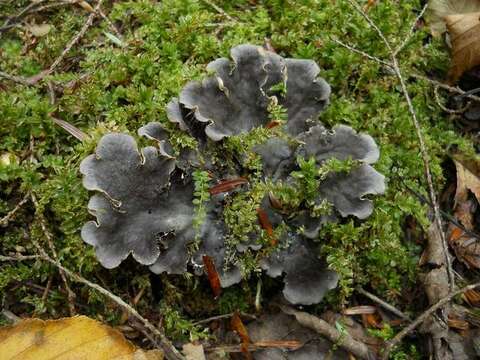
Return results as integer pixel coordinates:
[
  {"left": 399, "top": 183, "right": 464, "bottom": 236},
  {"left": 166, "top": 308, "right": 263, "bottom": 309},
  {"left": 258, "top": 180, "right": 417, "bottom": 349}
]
[
  {"left": 0, "top": 316, "right": 163, "bottom": 360},
  {"left": 425, "top": 0, "right": 480, "bottom": 36},
  {"left": 448, "top": 159, "right": 480, "bottom": 268},
  {"left": 446, "top": 11, "right": 480, "bottom": 82}
]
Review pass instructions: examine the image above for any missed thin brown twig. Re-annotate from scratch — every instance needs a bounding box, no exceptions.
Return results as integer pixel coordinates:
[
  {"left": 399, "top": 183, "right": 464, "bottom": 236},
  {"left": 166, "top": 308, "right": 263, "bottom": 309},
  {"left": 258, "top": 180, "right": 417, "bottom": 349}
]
[
  {"left": 332, "top": 38, "right": 392, "bottom": 68},
  {"left": 0, "top": 193, "right": 29, "bottom": 227},
  {"left": 0, "top": 254, "right": 40, "bottom": 262},
  {"left": 24, "top": 246, "right": 185, "bottom": 360},
  {"left": 201, "top": 0, "right": 236, "bottom": 22},
  {"left": 356, "top": 288, "right": 410, "bottom": 320},
  {"left": 347, "top": 0, "right": 455, "bottom": 292},
  {"left": 433, "top": 86, "right": 471, "bottom": 114},
  {"left": 280, "top": 305, "right": 375, "bottom": 360},
  {"left": 31, "top": 192, "right": 77, "bottom": 316},
  {"left": 381, "top": 281, "right": 480, "bottom": 359},
  {"left": 46, "top": 0, "right": 103, "bottom": 76},
  {"left": 1, "top": 0, "right": 47, "bottom": 30},
  {"left": 205, "top": 340, "right": 302, "bottom": 353},
  {"left": 0, "top": 71, "right": 32, "bottom": 86},
  {"left": 393, "top": 3, "right": 428, "bottom": 57},
  {"left": 192, "top": 312, "right": 256, "bottom": 326},
  {"left": 333, "top": 38, "right": 480, "bottom": 103}
]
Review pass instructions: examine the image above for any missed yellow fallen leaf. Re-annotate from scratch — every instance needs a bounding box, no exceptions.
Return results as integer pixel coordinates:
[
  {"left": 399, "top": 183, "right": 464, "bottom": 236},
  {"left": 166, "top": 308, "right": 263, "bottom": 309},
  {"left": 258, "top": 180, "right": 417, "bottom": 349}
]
[
  {"left": 426, "top": 0, "right": 480, "bottom": 37},
  {"left": 0, "top": 316, "right": 163, "bottom": 360},
  {"left": 446, "top": 11, "right": 480, "bottom": 82}
]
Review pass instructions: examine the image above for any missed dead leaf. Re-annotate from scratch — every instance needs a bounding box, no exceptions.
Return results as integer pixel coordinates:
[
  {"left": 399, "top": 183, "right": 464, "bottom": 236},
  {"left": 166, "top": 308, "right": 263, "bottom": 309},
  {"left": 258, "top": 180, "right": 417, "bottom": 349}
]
[
  {"left": 26, "top": 23, "right": 52, "bottom": 37},
  {"left": 454, "top": 159, "right": 480, "bottom": 203},
  {"left": 182, "top": 343, "right": 206, "bottom": 360},
  {"left": 202, "top": 255, "right": 221, "bottom": 298},
  {"left": 463, "top": 289, "right": 480, "bottom": 306},
  {"left": 446, "top": 12, "right": 480, "bottom": 82},
  {"left": 256, "top": 208, "right": 277, "bottom": 245},
  {"left": 231, "top": 312, "right": 252, "bottom": 360},
  {"left": 78, "top": 0, "right": 95, "bottom": 12},
  {"left": 448, "top": 316, "right": 470, "bottom": 331},
  {"left": 446, "top": 159, "right": 480, "bottom": 268},
  {"left": 426, "top": 0, "right": 480, "bottom": 36},
  {"left": 0, "top": 316, "right": 163, "bottom": 359},
  {"left": 209, "top": 177, "right": 248, "bottom": 195},
  {"left": 361, "top": 313, "right": 384, "bottom": 329}
]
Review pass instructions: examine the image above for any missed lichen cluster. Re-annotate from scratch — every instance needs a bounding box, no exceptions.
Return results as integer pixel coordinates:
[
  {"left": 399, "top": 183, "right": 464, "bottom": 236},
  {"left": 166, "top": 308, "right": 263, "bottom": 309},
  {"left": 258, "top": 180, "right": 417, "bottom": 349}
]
[{"left": 81, "top": 45, "right": 385, "bottom": 304}]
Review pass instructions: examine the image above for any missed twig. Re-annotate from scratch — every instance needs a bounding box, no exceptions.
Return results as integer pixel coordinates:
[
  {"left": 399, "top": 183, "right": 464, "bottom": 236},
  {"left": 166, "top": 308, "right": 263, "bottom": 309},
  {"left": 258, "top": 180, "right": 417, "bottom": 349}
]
[
  {"left": 0, "top": 0, "right": 46, "bottom": 30},
  {"left": 31, "top": 192, "right": 76, "bottom": 316},
  {"left": 331, "top": 38, "right": 392, "bottom": 68},
  {"left": 356, "top": 288, "right": 410, "bottom": 320},
  {"left": 433, "top": 86, "right": 471, "bottom": 114},
  {"left": 280, "top": 305, "right": 375, "bottom": 359},
  {"left": 205, "top": 340, "right": 302, "bottom": 353},
  {"left": 381, "top": 281, "right": 480, "bottom": 359},
  {"left": 333, "top": 38, "right": 480, "bottom": 103},
  {"left": 192, "top": 312, "right": 256, "bottom": 326},
  {"left": 0, "top": 254, "right": 40, "bottom": 262},
  {"left": 27, "top": 246, "right": 185, "bottom": 360},
  {"left": 346, "top": 0, "right": 454, "bottom": 292},
  {"left": 0, "top": 71, "right": 32, "bottom": 86},
  {"left": 0, "top": 309, "right": 21, "bottom": 323},
  {"left": 46, "top": 0, "right": 103, "bottom": 76},
  {"left": 0, "top": 193, "right": 29, "bottom": 227},
  {"left": 201, "top": 0, "right": 236, "bottom": 22},
  {"left": 393, "top": 3, "right": 428, "bottom": 57}
]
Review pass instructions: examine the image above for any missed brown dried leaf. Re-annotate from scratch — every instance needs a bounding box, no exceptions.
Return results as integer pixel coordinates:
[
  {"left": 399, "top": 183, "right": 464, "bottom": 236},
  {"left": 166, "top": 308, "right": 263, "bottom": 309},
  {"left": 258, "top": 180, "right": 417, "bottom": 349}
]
[
  {"left": 209, "top": 177, "right": 248, "bottom": 195},
  {"left": 0, "top": 316, "right": 163, "bottom": 359},
  {"left": 256, "top": 208, "right": 277, "bottom": 245},
  {"left": 463, "top": 289, "right": 480, "bottom": 306},
  {"left": 448, "top": 316, "right": 470, "bottom": 331},
  {"left": 446, "top": 12, "right": 480, "bottom": 82},
  {"left": 426, "top": 0, "right": 480, "bottom": 36},
  {"left": 202, "top": 255, "right": 221, "bottom": 298},
  {"left": 454, "top": 159, "right": 480, "bottom": 205},
  {"left": 231, "top": 312, "right": 252, "bottom": 360}
]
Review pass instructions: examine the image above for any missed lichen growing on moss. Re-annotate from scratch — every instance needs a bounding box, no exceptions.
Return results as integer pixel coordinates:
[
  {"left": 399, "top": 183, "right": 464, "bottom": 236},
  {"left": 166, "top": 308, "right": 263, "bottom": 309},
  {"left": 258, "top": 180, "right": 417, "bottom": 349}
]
[{"left": 0, "top": 0, "right": 477, "bottom": 330}]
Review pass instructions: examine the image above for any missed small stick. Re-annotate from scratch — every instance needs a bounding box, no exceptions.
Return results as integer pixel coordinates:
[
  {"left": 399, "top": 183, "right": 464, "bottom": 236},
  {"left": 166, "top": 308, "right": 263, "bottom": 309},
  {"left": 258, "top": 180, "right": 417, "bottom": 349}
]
[
  {"left": 280, "top": 305, "right": 374, "bottom": 359},
  {"left": 356, "top": 288, "right": 410, "bottom": 320},
  {"left": 0, "top": 254, "right": 40, "bottom": 262},
  {"left": 201, "top": 0, "right": 236, "bottom": 22},
  {"left": 331, "top": 38, "right": 392, "bottom": 68},
  {"left": 192, "top": 312, "right": 256, "bottom": 326},
  {"left": 0, "top": 71, "right": 32, "bottom": 86},
  {"left": 393, "top": 3, "right": 428, "bottom": 56},
  {"left": 31, "top": 192, "right": 77, "bottom": 317},
  {"left": 205, "top": 340, "right": 302, "bottom": 353},
  {"left": 28, "top": 246, "right": 186, "bottom": 360},
  {"left": 0, "top": 309, "right": 21, "bottom": 323},
  {"left": 347, "top": 0, "right": 455, "bottom": 293},
  {"left": 46, "top": 0, "right": 103, "bottom": 76},
  {"left": 381, "top": 281, "right": 480, "bottom": 359},
  {"left": 0, "top": 194, "right": 29, "bottom": 227}
]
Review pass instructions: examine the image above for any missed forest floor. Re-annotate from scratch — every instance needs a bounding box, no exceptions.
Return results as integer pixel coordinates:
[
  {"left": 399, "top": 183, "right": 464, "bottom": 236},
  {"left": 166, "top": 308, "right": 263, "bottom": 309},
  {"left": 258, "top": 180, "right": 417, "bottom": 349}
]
[{"left": 1, "top": 1, "right": 480, "bottom": 359}]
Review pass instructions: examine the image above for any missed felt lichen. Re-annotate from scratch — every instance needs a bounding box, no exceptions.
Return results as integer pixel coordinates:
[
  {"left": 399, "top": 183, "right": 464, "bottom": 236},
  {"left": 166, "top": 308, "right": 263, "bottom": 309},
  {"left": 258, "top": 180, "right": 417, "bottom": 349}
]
[{"left": 80, "top": 44, "right": 385, "bottom": 305}]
